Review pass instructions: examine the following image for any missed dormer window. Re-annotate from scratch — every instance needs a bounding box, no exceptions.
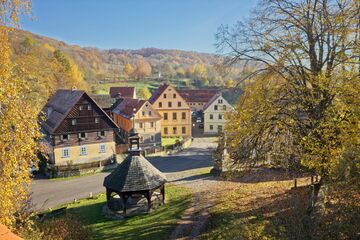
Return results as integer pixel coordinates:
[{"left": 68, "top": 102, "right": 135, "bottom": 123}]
[{"left": 71, "top": 119, "right": 77, "bottom": 125}]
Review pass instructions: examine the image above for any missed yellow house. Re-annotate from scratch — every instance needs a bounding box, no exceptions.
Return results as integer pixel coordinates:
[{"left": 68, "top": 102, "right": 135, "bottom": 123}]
[{"left": 149, "top": 84, "right": 192, "bottom": 138}]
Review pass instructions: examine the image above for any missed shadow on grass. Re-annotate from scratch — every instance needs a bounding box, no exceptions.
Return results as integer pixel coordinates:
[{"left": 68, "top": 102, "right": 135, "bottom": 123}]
[
  {"left": 200, "top": 184, "right": 312, "bottom": 240},
  {"left": 65, "top": 185, "right": 192, "bottom": 240}
]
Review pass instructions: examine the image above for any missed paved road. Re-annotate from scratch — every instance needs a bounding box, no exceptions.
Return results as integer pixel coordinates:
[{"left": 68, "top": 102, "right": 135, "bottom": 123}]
[{"left": 30, "top": 137, "right": 217, "bottom": 211}]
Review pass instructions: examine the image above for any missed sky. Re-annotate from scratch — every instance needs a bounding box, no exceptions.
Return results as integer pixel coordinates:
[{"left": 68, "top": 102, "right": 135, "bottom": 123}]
[{"left": 21, "top": 0, "right": 258, "bottom": 53}]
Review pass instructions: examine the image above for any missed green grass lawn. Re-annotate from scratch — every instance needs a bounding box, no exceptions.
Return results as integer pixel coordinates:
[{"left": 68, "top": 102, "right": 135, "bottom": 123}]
[
  {"left": 161, "top": 137, "right": 182, "bottom": 147},
  {"left": 58, "top": 184, "right": 191, "bottom": 240}
]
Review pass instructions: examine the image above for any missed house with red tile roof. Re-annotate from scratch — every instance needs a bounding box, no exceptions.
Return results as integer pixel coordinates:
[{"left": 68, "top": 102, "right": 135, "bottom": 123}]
[
  {"left": 109, "top": 86, "right": 136, "bottom": 100},
  {"left": 149, "top": 84, "right": 192, "bottom": 138},
  {"left": 178, "top": 89, "right": 219, "bottom": 112},
  {"left": 111, "top": 98, "right": 162, "bottom": 150}
]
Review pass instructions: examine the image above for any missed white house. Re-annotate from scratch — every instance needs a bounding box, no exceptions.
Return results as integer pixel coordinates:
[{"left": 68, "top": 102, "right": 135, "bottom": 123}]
[{"left": 203, "top": 93, "right": 234, "bottom": 134}]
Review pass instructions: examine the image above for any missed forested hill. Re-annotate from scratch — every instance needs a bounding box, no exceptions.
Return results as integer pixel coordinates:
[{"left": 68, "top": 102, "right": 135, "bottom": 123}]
[{"left": 9, "top": 30, "right": 242, "bottom": 84}]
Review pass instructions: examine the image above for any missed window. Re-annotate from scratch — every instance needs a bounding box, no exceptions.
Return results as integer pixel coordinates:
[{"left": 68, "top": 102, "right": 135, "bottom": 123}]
[
  {"left": 182, "top": 112, "right": 186, "bottom": 120},
  {"left": 164, "top": 113, "right": 168, "bottom": 120},
  {"left": 210, "top": 114, "right": 213, "bottom": 120},
  {"left": 62, "top": 148, "right": 70, "bottom": 158},
  {"left": 173, "top": 93, "right": 176, "bottom": 98},
  {"left": 87, "top": 105, "right": 92, "bottom": 110},
  {"left": 173, "top": 112, "right": 177, "bottom": 120},
  {"left": 71, "top": 119, "right": 77, "bottom": 125},
  {"left": 79, "top": 105, "right": 84, "bottom": 111},
  {"left": 168, "top": 102, "right": 172, "bottom": 107},
  {"left": 139, "top": 122, "right": 143, "bottom": 128},
  {"left": 210, "top": 125, "right": 213, "bottom": 130},
  {"left": 182, "top": 127, "right": 186, "bottom": 134},
  {"left": 150, "top": 135, "right": 155, "bottom": 142},
  {"left": 178, "top": 101, "right": 182, "bottom": 107},
  {"left": 223, "top": 105, "right": 227, "bottom": 110},
  {"left": 150, "top": 122, "right": 154, "bottom": 128},
  {"left": 218, "top": 99, "right": 223, "bottom": 104},
  {"left": 219, "top": 114, "right": 223, "bottom": 120},
  {"left": 214, "top": 105, "right": 218, "bottom": 110},
  {"left": 164, "top": 94, "right": 167, "bottom": 98},
  {"left": 142, "top": 111, "right": 145, "bottom": 116},
  {"left": 80, "top": 146, "right": 87, "bottom": 156},
  {"left": 159, "top": 102, "right": 162, "bottom": 108},
  {"left": 218, "top": 125, "right": 223, "bottom": 133},
  {"left": 98, "top": 131, "right": 106, "bottom": 138},
  {"left": 173, "top": 127, "right": 177, "bottom": 134},
  {"left": 149, "top": 111, "right": 152, "bottom": 116},
  {"left": 78, "top": 132, "right": 87, "bottom": 139},
  {"left": 60, "top": 134, "right": 69, "bottom": 141},
  {"left": 164, "top": 127, "right": 168, "bottom": 135},
  {"left": 95, "top": 118, "right": 99, "bottom": 123},
  {"left": 99, "top": 144, "right": 106, "bottom": 153}
]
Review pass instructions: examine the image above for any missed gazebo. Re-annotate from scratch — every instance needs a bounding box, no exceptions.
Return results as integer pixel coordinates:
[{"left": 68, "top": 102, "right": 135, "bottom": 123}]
[{"left": 103, "top": 114, "right": 167, "bottom": 215}]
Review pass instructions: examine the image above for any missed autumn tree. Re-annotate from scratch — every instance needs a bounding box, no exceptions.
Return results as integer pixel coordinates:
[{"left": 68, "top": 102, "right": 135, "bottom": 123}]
[
  {"left": 219, "top": 0, "right": 360, "bottom": 179},
  {"left": 138, "top": 86, "right": 152, "bottom": 100},
  {"left": 123, "top": 62, "right": 133, "bottom": 79},
  {"left": 0, "top": 0, "right": 42, "bottom": 229},
  {"left": 132, "top": 59, "right": 152, "bottom": 80}
]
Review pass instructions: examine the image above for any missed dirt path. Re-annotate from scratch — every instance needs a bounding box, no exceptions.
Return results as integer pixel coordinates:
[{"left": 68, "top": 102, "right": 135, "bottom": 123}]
[{"left": 169, "top": 173, "right": 221, "bottom": 240}]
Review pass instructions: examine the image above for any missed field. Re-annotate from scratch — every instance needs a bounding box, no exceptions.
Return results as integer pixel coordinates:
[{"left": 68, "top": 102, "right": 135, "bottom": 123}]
[
  {"left": 49, "top": 184, "right": 191, "bottom": 240},
  {"left": 199, "top": 169, "right": 313, "bottom": 240}
]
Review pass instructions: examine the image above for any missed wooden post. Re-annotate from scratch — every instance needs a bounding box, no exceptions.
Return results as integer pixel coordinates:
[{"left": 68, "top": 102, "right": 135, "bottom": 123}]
[
  {"left": 122, "top": 194, "right": 128, "bottom": 215},
  {"left": 311, "top": 175, "right": 314, "bottom": 184},
  {"left": 294, "top": 178, "right": 297, "bottom": 188},
  {"left": 161, "top": 185, "right": 165, "bottom": 203}
]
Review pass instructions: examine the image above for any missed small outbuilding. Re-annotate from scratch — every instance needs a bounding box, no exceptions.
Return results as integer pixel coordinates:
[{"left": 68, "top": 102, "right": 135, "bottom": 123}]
[{"left": 103, "top": 115, "right": 167, "bottom": 216}]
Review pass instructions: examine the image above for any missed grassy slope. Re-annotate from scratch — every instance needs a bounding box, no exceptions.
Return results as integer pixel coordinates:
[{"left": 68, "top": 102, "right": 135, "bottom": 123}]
[
  {"left": 199, "top": 171, "right": 312, "bottom": 240},
  {"left": 62, "top": 184, "right": 191, "bottom": 240}
]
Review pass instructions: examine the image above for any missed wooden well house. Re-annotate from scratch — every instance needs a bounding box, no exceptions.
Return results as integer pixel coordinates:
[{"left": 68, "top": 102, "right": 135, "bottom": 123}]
[{"left": 103, "top": 112, "right": 167, "bottom": 215}]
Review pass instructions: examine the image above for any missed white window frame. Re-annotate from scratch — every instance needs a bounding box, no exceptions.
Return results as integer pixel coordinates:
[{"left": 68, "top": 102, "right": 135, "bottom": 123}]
[
  {"left": 78, "top": 132, "right": 87, "bottom": 140},
  {"left": 71, "top": 119, "right": 76, "bottom": 125},
  {"left": 80, "top": 146, "right": 87, "bottom": 156},
  {"left": 79, "top": 105, "right": 84, "bottom": 111},
  {"left": 98, "top": 131, "right": 106, "bottom": 138},
  {"left": 99, "top": 144, "right": 106, "bottom": 153},
  {"left": 60, "top": 134, "right": 70, "bottom": 141},
  {"left": 62, "top": 148, "right": 70, "bottom": 158}
]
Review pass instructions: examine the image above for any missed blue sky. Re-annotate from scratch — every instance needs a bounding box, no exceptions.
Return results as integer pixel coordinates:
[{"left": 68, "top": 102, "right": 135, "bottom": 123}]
[{"left": 21, "top": 0, "right": 258, "bottom": 53}]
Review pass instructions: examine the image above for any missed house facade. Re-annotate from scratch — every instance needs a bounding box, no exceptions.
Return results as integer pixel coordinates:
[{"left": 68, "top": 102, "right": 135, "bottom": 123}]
[
  {"left": 111, "top": 98, "right": 162, "bottom": 149},
  {"left": 41, "top": 90, "right": 119, "bottom": 167},
  {"left": 149, "top": 84, "right": 192, "bottom": 138},
  {"left": 203, "top": 93, "right": 234, "bottom": 134},
  {"left": 178, "top": 89, "right": 219, "bottom": 112}
]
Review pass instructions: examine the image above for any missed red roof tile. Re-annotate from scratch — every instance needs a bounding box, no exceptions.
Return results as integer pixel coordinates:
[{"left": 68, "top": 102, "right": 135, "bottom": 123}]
[
  {"left": 178, "top": 89, "right": 219, "bottom": 103},
  {"left": 109, "top": 87, "right": 135, "bottom": 98}
]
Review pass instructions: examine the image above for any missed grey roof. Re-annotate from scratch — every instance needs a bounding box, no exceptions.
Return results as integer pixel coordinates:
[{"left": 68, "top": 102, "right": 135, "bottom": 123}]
[
  {"left": 91, "top": 94, "right": 113, "bottom": 109},
  {"left": 41, "top": 90, "right": 84, "bottom": 134},
  {"left": 103, "top": 155, "right": 167, "bottom": 192},
  {"left": 41, "top": 89, "right": 119, "bottom": 134}
]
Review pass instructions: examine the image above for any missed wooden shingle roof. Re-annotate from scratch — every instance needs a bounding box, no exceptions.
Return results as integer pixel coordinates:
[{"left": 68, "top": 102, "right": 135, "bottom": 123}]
[{"left": 103, "top": 154, "right": 167, "bottom": 192}]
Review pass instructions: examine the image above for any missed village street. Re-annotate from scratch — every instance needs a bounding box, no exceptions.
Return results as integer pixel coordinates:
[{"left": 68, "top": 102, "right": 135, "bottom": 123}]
[{"left": 30, "top": 137, "right": 218, "bottom": 212}]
